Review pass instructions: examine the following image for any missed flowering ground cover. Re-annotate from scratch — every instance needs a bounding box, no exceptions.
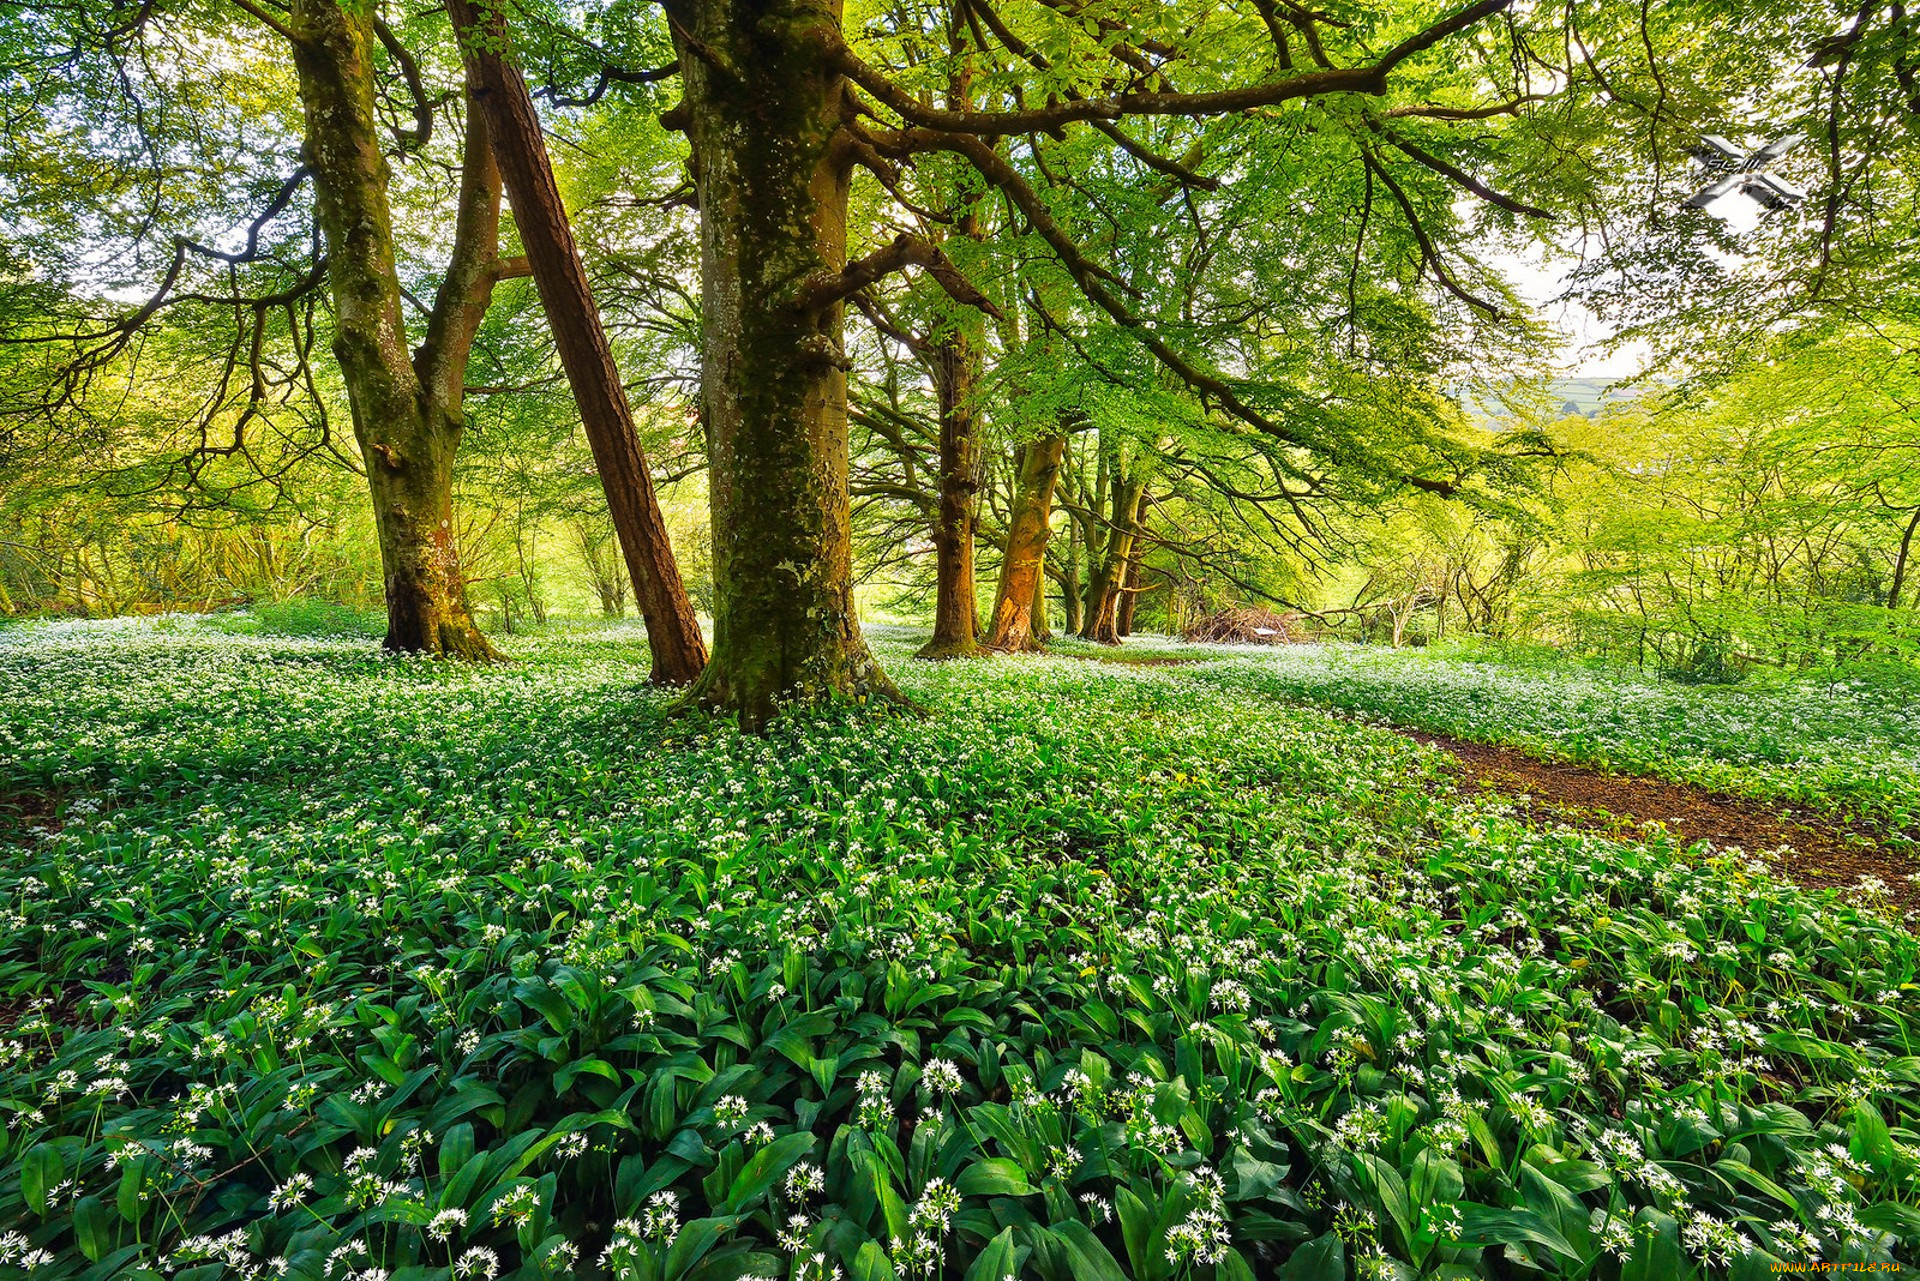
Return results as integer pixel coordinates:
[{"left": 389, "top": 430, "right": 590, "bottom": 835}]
[
  {"left": 1175, "top": 642, "right": 1920, "bottom": 844},
  {"left": 1, "top": 617, "right": 1917, "bottom": 1280}
]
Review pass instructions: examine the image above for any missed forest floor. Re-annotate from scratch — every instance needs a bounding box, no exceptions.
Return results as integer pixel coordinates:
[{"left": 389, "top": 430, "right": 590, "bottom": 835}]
[
  {"left": 2, "top": 616, "right": 1917, "bottom": 1278},
  {"left": 1408, "top": 730, "right": 1919, "bottom": 916},
  {"left": 1055, "top": 636, "right": 1919, "bottom": 914}
]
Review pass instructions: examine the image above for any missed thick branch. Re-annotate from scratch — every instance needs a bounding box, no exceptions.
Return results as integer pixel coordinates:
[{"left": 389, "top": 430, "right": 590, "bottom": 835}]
[
  {"left": 836, "top": 0, "right": 1517, "bottom": 135},
  {"left": 418, "top": 90, "right": 505, "bottom": 409},
  {"left": 1378, "top": 127, "right": 1552, "bottom": 218},
  {"left": 230, "top": 0, "right": 303, "bottom": 45},
  {"left": 1361, "top": 149, "right": 1502, "bottom": 316},
  {"left": 798, "top": 232, "right": 1003, "bottom": 317}
]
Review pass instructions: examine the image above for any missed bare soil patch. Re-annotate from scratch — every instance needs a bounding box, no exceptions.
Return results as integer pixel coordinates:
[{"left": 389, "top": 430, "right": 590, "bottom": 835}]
[
  {"left": 1051, "top": 648, "right": 1199, "bottom": 667},
  {"left": 0, "top": 787, "right": 64, "bottom": 845},
  {"left": 1408, "top": 730, "right": 1918, "bottom": 917}
]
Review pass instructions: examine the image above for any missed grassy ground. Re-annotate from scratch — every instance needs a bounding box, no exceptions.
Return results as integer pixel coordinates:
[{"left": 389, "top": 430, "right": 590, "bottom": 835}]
[{"left": 0, "top": 617, "right": 1916, "bottom": 1280}]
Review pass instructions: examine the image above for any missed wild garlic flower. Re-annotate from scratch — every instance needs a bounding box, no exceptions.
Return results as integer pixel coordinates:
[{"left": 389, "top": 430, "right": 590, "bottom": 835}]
[{"left": 920, "top": 1057, "right": 962, "bottom": 1097}]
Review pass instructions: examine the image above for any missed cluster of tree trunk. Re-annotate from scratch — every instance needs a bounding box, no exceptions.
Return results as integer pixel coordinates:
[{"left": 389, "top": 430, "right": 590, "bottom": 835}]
[
  {"left": 284, "top": 0, "right": 1154, "bottom": 718},
  {"left": 268, "top": 0, "right": 1515, "bottom": 724}
]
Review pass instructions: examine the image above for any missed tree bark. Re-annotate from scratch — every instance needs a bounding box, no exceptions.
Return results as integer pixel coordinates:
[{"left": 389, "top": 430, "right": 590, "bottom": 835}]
[
  {"left": 1116, "top": 563, "right": 1143, "bottom": 637},
  {"left": 1061, "top": 511, "right": 1083, "bottom": 636},
  {"left": 916, "top": 327, "right": 984, "bottom": 658},
  {"left": 914, "top": 46, "right": 985, "bottom": 661},
  {"left": 448, "top": 0, "right": 708, "bottom": 684},
  {"left": 669, "top": 0, "right": 903, "bottom": 728},
  {"left": 1115, "top": 488, "right": 1151, "bottom": 636},
  {"left": 1080, "top": 474, "right": 1148, "bottom": 643},
  {"left": 290, "top": 0, "right": 496, "bottom": 659},
  {"left": 1030, "top": 555, "right": 1053, "bottom": 641},
  {"left": 983, "top": 434, "right": 1064, "bottom": 652}
]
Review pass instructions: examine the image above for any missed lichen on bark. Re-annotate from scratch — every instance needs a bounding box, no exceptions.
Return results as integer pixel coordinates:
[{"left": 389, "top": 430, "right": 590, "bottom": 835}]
[{"left": 671, "top": 0, "right": 909, "bottom": 727}]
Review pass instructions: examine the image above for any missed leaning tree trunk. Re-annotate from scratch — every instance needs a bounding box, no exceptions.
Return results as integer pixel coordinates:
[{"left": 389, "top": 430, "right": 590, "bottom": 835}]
[
  {"left": 448, "top": 0, "right": 708, "bottom": 684},
  {"left": 291, "top": 0, "right": 496, "bottom": 659},
  {"left": 1889, "top": 506, "right": 1920, "bottom": 611},
  {"left": 983, "top": 434, "right": 1064, "bottom": 652},
  {"left": 916, "top": 326, "right": 984, "bottom": 658},
  {"left": 669, "top": 0, "right": 902, "bottom": 728}
]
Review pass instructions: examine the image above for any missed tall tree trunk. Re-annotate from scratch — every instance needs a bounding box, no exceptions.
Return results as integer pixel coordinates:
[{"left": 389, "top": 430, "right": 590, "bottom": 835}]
[
  {"left": 1079, "top": 475, "right": 1148, "bottom": 643},
  {"left": 1061, "top": 514, "right": 1083, "bottom": 636},
  {"left": 1115, "top": 489, "right": 1150, "bottom": 637},
  {"left": 291, "top": 0, "right": 497, "bottom": 659},
  {"left": 1116, "top": 563, "right": 1143, "bottom": 637},
  {"left": 915, "top": 328, "right": 983, "bottom": 657},
  {"left": 448, "top": 0, "right": 708, "bottom": 684},
  {"left": 669, "top": 0, "right": 902, "bottom": 728},
  {"left": 1029, "top": 558, "right": 1052, "bottom": 641},
  {"left": 914, "top": 46, "right": 984, "bottom": 661},
  {"left": 983, "top": 434, "right": 1063, "bottom": 652}
]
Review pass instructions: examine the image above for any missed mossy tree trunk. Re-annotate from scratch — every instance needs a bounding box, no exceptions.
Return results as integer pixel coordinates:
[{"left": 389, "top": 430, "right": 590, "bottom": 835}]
[
  {"left": 289, "top": 0, "right": 500, "bottom": 658},
  {"left": 1029, "top": 555, "right": 1053, "bottom": 641},
  {"left": 982, "top": 434, "right": 1064, "bottom": 652},
  {"left": 1060, "top": 508, "right": 1083, "bottom": 636},
  {"left": 915, "top": 324, "right": 984, "bottom": 658},
  {"left": 448, "top": 0, "right": 708, "bottom": 684},
  {"left": 669, "top": 0, "right": 902, "bottom": 727}
]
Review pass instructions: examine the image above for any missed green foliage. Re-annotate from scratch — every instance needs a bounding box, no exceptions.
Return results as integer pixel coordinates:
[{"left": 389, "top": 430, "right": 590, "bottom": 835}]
[
  {"left": 1201, "top": 642, "right": 1920, "bottom": 842},
  {"left": 0, "top": 620, "right": 1915, "bottom": 1278},
  {"left": 238, "top": 598, "right": 385, "bottom": 639}
]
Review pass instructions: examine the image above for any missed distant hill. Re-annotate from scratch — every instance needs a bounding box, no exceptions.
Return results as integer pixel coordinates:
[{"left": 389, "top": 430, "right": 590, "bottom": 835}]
[
  {"left": 1460, "top": 377, "right": 1650, "bottom": 425},
  {"left": 1549, "top": 377, "right": 1643, "bottom": 417}
]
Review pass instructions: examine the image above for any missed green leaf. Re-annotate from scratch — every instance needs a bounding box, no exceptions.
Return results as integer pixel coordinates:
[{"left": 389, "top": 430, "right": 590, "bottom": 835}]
[
  {"left": 21, "top": 1144, "right": 60, "bottom": 1216},
  {"left": 1620, "top": 1209, "right": 1693, "bottom": 1281},
  {"left": 1454, "top": 1204, "right": 1582, "bottom": 1267},
  {"left": 663, "top": 1215, "right": 742, "bottom": 1281},
  {"left": 1408, "top": 1150, "right": 1463, "bottom": 1210},
  {"left": 74, "top": 1194, "right": 112, "bottom": 1261},
  {"left": 963, "top": 1228, "right": 1019, "bottom": 1281},
  {"left": 1115, "top": 1183, "right": 1157, "bottom": 1281},
  {"left": 851, "top": 1240, "right": 897, "bottom": 1281},
  {"left": 719, "top": 1132, "right": 815, "bottom": 1215},
  {"left": 955, "top": 1157, "right": 1035, "bottom": 1198},
  {"left": 1215, "top": 1249, "right": 1257, "bottom": 1281},
  {"left": 1047, "top": 1219, "right": 1130, "bottom": 1281},
  {"left": 554, "top": 1056, "right": 618, "bottom": 1093},
  {"left": 1355, "top": 1153, "right": 1415, "bottom": 1257},
  {"left": 1277, "top": 1231, "right": 1346, "bottom": 1281},
  {"left": 1851, "top": 1103, "right": 1896, "bottom": 1174}
]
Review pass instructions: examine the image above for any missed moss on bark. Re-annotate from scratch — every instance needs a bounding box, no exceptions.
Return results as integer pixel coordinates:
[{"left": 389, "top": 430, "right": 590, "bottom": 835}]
[
  {"left": 673, "top": 0, "right": 907, "bottom": 727},
  {"left": 291, "top": 0, "right": 497, "bottom": 660}
]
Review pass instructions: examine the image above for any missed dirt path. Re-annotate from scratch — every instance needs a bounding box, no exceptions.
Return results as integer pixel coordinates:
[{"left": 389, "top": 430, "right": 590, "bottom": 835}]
[
  {"left": 1049, "top": 648, "right": 1917, "bottom": 912},
  {"left": 1406, "top": 730, "right": 1918, "bottom": 917}
]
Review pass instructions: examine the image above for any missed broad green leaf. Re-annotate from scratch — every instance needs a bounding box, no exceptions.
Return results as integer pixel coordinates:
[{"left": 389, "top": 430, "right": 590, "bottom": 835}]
[{"left": 719, "top": 1132, "right": 816, "bottom": 1215}]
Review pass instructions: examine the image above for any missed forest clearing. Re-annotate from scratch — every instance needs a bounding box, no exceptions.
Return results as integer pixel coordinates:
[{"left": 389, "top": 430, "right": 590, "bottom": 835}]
[{"left": 5, "top": 0, "right": 1920, "bottom": 1275}]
